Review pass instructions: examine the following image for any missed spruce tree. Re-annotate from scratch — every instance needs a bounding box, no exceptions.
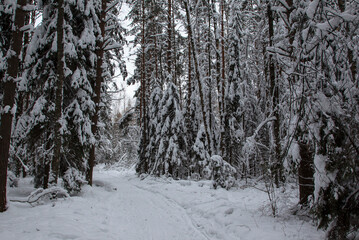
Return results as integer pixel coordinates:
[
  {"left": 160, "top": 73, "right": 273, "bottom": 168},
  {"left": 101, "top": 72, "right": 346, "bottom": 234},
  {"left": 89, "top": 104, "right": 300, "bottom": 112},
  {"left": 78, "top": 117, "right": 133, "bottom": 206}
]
[{"left": 156, "top": 82, "right": 187, "bottom": 178}]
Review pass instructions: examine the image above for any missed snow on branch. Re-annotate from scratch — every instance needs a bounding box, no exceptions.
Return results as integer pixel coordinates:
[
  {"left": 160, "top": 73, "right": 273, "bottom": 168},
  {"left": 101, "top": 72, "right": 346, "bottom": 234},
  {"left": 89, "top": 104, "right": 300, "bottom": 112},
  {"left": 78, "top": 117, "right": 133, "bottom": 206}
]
[
  {"left": 15, "top": 153, "right": 30, "bottom": 172},
  {"left": 105, "top": 25, "right": 116, "bottom": 32},
  {"left": 10, "top": 187, "right": 69, "bottom": 206},
  {"left": 20, "top": 24, "right": 34, "bottom": 32},
  {"left": 277, "top": 0, "right": 290, "bottom": 10},
  {"left": 22, "top": 4, "right": 36, "bottom": 12},
  {"left": 105, "top": 0, "right": 119, "bottom": 13},
  {"left": 252, "top": 116, "right": 276, "bottom": 140},
  {"left": 104, "top": 43, "right": 122, "bottom": 51},
  {"left": 242, "top": 116, "right": 276, "bottom": 156}
]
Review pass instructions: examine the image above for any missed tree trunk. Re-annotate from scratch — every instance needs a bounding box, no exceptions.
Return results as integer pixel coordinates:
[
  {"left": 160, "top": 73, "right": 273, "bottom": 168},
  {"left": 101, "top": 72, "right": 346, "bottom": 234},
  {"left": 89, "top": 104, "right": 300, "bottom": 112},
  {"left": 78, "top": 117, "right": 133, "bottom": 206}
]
[
  {"left": 338, "top": 0, "right": 357, "bottom": 83},
  {"left": 167, "top": 0, "right": 172, "bottom": 76},
  {"left": 298, "top": 142, "right": 314, "bottom": 205},
  {"left": 220, "top": 0, "right": 226, "bottom": 124},
  {"left": 137, "top": 0, "right": 148, "bottom": 174},
  {"left": 267, "top": 3, "right": 282, "bottom": 187},
  {"left": 183, "top": 0, "right": 211, "bottom": 154},
  {"left": 0, "top": 0, "right": 28, "bottom": 212},
  {"left": 51, "top": 0, "right": 65, "bottom": 184},
  {"left": 187, "top": 38, "right": 192, "bottom": 111},
  {"left": 213, "top": 0, "right": 221, "bottom": 116},
  {"left": 87, "top": 0, "right": 107, "bottom": 186},
  {"left": 207, "top": 2, "right": 216, "bottom": 154}
]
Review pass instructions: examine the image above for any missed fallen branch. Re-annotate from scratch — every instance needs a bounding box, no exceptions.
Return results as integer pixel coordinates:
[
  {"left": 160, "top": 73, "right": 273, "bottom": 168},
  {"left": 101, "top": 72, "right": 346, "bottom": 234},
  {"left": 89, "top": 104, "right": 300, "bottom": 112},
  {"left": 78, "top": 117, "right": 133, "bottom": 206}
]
[{"left": 10, "top": 186, "right": 69, "bottom": 206}]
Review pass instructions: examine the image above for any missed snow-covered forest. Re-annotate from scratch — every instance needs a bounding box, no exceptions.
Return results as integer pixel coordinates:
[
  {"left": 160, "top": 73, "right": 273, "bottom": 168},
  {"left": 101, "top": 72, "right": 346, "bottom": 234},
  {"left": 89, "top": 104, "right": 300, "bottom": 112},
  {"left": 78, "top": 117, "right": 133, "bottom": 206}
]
[{"left": 0, "top": 0, "right": 358, "bottom": 239}]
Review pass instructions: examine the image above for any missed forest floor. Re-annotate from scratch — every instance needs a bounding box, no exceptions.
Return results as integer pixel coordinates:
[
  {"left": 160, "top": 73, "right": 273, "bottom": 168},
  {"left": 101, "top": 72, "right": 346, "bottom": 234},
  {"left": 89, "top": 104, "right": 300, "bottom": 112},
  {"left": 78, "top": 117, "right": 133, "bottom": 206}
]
[{"left": 0, "top": 165, "right": 324, "bottom": 240}]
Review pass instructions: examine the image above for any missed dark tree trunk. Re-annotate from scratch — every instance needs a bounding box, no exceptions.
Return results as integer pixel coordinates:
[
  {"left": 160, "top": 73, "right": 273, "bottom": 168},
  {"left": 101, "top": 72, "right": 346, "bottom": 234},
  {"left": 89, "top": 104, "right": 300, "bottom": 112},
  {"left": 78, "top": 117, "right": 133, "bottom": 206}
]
[
  {"left": 87, "top": 0, "right": 107, "bottom": 186},
  {"left": 187, "top": 38, "right": 192, "bottom": 111},
  {"left": 338, "top": 0, "right": 357, "bottom": 83},
  {"left": 298, "top": 142, "right": 314, "bottom": 205},
  {"left": 167, "top": 0, "right": 172, "bottom": 76},
  {"left": 220, "top": 0, "right": 226, "bottom": 155},
  {"left": 213, "top": 0, "right": 221, "bottom": 118},
  {"left": 0, "top": 0, "right": 28, "bottom": 212},
  {"left": 207, "top": 3, "right": 215, "bottom": 154},
  {"left": 137, "top": 0, "right": 148, "bottom": 174},
  {"left": 51, "top": 0, "right": 65, "bottom": 184},
  {"left": 267, "top": 3, "right": 282, "bottom": 187}
]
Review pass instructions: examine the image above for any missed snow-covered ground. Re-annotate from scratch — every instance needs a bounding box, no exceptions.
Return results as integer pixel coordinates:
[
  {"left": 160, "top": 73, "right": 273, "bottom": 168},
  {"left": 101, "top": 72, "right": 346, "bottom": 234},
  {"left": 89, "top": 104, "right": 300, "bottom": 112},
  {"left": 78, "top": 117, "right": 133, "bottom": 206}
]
[{"left": 0, "top": 166, "right": 324, "bottom": 240}]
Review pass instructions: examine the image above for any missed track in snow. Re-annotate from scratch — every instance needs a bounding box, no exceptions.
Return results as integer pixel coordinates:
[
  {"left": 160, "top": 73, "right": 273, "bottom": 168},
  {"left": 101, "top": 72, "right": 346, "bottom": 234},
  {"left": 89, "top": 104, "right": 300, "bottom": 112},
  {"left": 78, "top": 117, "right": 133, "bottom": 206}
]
[
  {"left": 0, "top": 171, "right": 208, "bottom": 240},
  {"left": 0, "top": 168, "right": 324, "bottom": 240}
]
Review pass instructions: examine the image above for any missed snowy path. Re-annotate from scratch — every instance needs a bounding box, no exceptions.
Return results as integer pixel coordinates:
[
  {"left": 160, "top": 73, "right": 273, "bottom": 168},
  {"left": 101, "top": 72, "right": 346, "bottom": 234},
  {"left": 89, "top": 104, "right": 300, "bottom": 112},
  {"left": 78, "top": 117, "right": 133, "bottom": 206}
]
[{"left": 0, "top": 167, "right": 324, "bottom": 240}]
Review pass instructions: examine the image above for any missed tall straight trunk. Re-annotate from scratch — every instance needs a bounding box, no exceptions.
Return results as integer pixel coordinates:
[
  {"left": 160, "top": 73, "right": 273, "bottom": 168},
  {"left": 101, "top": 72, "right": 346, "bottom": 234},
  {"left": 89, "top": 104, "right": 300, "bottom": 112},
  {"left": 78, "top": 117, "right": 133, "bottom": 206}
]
[
  {"left": 267, "top": 3, "right": 282, "bottom": 187},
  {"left": 207, "top": 1, "right": 216, "bottom": 154},
  {"left": 173, "top": 18, "right": 180, "bottom": 100},
  {"left": 187, "top": 38, "right": 192, "bottom": 113},
  {"left": 0, "top": 0, "right": 28, "bottom": 212},
  {"left": 139, "top": 0, "right": 146, "bottom": 130},
  {"left": 138, "top": 0, "right": 148, "bottom": 173},
  {"left": 87, "top": 0, "right": 107, "bottom": 186},
  {"left": 51, "top": 0, "right": 65, "bottom": 184},
  {"left": 220, "top": 0, "right": 226, "bottom": 154},
  {"left": 338, "top": 0, "right": 357, "bottom": 83},
  {"left": 212, "top": 0, "right": 223, "bottom": 154},
  {"left": 167, "top": 0, "right": 172, "bottom": 77},
  {"left": 183, "top": 0, "right": 211, "bottom": 154},
  {"left": 142, "top": 0, "right": 147, "bottom": 136},
  {"left": 155, "top": 34, "right": 158, "bottom": 80},
  {"left": 220, "top": 0, "right": 225, "bottom": 113},
  {"left": 213, "top": 0, "right": 221, "bottom": 109}
]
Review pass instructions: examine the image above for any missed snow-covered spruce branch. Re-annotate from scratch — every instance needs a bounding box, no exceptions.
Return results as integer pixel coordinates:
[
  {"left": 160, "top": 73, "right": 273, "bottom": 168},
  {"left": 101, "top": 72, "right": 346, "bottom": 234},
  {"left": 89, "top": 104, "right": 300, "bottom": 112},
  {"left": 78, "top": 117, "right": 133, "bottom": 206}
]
[
  {"left": 104, "top": 43, "right": 122, "bottom": 51},
  {"left": 105, "top": 0, "right": 120, "bottom": 13}
]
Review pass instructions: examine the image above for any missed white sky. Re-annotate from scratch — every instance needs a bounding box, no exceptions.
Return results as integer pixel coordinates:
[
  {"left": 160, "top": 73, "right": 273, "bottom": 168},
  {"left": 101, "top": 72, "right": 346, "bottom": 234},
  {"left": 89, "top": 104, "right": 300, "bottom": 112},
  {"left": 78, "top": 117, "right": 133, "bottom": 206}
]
[{"left": 112, "top": 3, "right": 139, "bottom": 116}]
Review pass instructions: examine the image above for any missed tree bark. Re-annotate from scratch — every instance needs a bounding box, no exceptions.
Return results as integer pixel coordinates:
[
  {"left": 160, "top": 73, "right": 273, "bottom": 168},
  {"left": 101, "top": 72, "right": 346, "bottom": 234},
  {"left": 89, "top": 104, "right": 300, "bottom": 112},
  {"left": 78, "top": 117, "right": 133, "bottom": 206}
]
[
  {"left": 207, "top": 1, "right": 215, "bottom": 154},
  {"left": 87, "top": 0, "right": 107, "bottom": 186},
  {"left": 51, "top": 0, "right": 65, "bottom": 184},
  {"left": 220, "top": 0, "right": 226, "bottom": 155},
  {"left": 267, "top": 3, "right": 282, "bottom": 187},
  {"left": 137, "top": 0, "right": 148, "bottom": 174},
  {"left": 0, "top": 0, "right": 28, "bottom": 212},
  {"left": 187, "top": 37, "right": 192, "bottom": 114},
  {"left": 213, "top": 0, "right": 221, "bottom": 114},
  {"left": 298, "top": 142, "right": 314, "bottom": 205},
  {"left": 338, "top": 0, "right": 357, "bottom": 83},
  {"left": 167, "top": 0, "right": 172, "bottom": 76}
]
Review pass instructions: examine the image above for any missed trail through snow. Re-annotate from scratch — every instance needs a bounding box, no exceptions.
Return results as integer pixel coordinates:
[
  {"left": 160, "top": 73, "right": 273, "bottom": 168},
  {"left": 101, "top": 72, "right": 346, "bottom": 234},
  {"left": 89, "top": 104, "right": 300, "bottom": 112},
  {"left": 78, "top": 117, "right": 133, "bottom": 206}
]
[{"left": 0, "top": 166, "right": 324, "bottom": 240}]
